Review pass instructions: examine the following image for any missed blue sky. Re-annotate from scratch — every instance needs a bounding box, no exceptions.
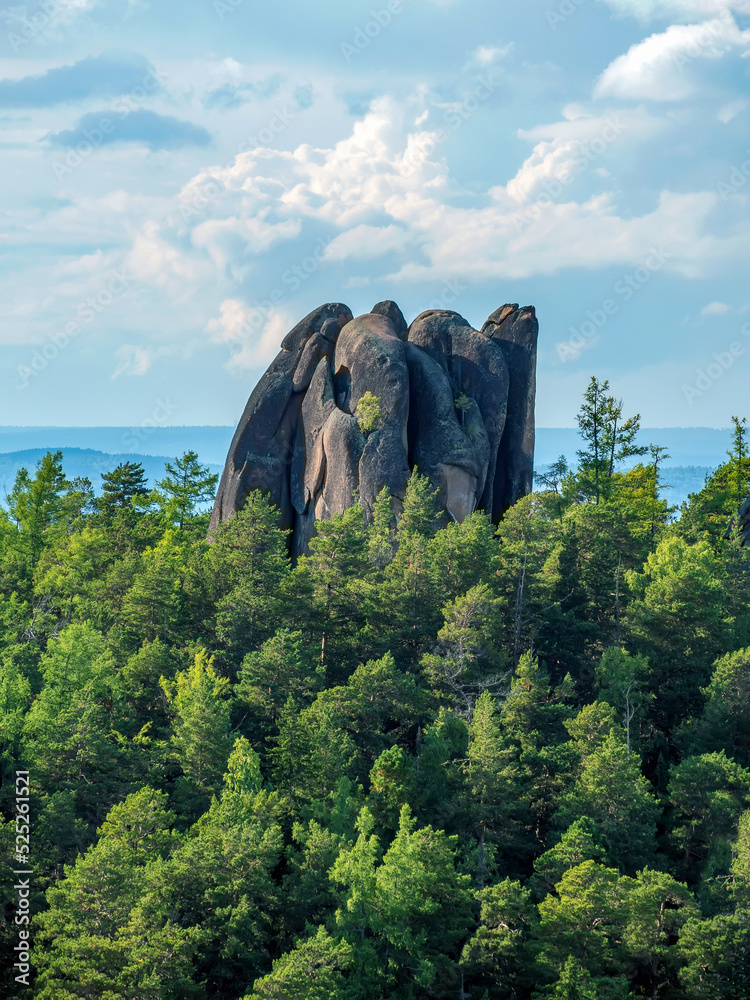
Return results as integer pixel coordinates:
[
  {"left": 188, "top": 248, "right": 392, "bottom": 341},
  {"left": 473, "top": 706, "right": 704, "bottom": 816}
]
[{"left": 0, "top": 0, "right": 749, "bottom": 429}]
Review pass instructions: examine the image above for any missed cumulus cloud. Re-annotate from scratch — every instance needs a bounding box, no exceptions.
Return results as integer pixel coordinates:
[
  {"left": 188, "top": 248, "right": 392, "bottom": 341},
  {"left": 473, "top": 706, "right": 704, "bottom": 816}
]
[
  {"left": 594, "top": 16, "right": 750, "bottom": 100},
  {"left": 47, "top": 108, "right": 211, "bottom": 150},
  {"left": 119, "top": 97, "right": 742, "bottom": 298},
  {"left": 0, "top": 50, "right": 158, "bottom": 108},
  {"left": 701, "top": 300, "right": 731, "bottom": 314},
  {"left": 507, "top": 108, "right": 660, "bottom": 203}
]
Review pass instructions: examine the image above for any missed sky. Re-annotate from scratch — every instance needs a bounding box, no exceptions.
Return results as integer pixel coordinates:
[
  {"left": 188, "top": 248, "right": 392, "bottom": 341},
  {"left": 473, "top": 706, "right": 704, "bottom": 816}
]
[{"left": 0, "top": 0, "right": 749, "bottom": 430}]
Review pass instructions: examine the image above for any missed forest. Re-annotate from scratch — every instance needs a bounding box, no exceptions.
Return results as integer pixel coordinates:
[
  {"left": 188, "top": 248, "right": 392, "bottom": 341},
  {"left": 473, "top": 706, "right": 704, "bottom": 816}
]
[{"left": 1, "top": 376, "right": 750, "bottom": 999}]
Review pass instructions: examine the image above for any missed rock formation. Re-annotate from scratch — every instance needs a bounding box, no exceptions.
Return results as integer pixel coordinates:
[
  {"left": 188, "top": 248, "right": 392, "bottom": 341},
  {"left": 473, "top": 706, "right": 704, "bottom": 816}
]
[
  {"left": 735, "top": 496, "right": 750, "bottom": 543},
  {"left": 210, "top": 300, "right": 539, "bottom": 554}
]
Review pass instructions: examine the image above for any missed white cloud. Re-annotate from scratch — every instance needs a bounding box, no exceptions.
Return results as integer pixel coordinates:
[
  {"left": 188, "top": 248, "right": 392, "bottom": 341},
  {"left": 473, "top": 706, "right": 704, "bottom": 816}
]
[
  {"left": 594, "top": 16, "right": 750, "bottom": 101},
  {"left": 701, "top": 300, "right": 731, "bottom": 314},
  {"left": 206, "top": 299, "right": 292, "bottom": 371},
  {"left": 125, "top": 220, "right": 213, "bottom": 292},
  {"left": 112, "top": 97, "right": 750, "bottom": 294},
  {"left": 324, "top": 224, "right": 411, "bottom": 261},
  {"left": 597, "top": 0, "right": 750, "bottom": 20},
  {"left": 469, "top": 44, "right": 514, "bottom": 67},
  {"left": 508, "top": 108, "right": 659, "bottom": 204}
]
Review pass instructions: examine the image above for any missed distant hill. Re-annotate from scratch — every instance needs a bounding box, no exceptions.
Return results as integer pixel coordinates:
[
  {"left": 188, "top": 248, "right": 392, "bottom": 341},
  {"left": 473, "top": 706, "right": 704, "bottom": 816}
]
[
  {"left": 0, "top": 425, "right": 731, "bottom": 510},
  {"left": 0, "top": 448, "right": 223, "bottom": 500},
  {"left": 0, "top": 427, "right": 235, "bottom": 467}
]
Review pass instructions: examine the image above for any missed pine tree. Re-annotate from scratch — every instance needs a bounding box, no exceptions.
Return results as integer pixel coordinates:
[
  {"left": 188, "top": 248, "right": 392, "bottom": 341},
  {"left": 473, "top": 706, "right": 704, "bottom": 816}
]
[
  {"left": 557, "top": 730, "right": 660, "bottom": 874},
  {"left": 161, "top": 649, "right": 233, "bottom": 817},
  {"left": 7, "top": 451, "right": 68, "bottom": 580},
  {"left": 97, "top": 461, "right": 149, "bottom": 517},
  {"left": 367, "top": 486, "right": 395, "bottom": 570},
  {"left": 33, "top": 787, "right": 179, "bottom": 999},
  {"left": 155, "top": 450, "right": 219, "bottom": 531},
  {"left": 469, "top": 696, "right": 519, "bottom": 881}
]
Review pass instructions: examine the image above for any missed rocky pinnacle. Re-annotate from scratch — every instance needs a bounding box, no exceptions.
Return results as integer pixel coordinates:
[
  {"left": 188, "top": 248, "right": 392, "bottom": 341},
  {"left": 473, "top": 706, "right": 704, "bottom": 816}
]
[{"left": 210, "top": 300, "right": 539, "bottom": 555}]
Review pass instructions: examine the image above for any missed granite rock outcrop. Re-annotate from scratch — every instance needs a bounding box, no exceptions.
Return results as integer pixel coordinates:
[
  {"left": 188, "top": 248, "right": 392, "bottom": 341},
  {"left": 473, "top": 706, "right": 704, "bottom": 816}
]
[{"left": 210, "top": 300, "right": 539, "bottom": 554}]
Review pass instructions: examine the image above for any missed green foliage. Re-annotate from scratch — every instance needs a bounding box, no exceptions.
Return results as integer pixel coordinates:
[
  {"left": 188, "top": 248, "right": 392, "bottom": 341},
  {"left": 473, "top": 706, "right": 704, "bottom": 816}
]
[
  {"left": 154, "top": 450, "right": 219, "bottom": 531},
  {"left": 461, "top": 878, "right": 536, "bottom": 996},
  {"left": 33, "top": 787, "right": 180, "bottom": 999},
  {"left": 557, "top": 731, "right": 660, "bottom": 874},
  {"left": 161, "top": 648, "right": 233, "bottom": 816},
  {"left": 237, "top": 628, "right": 322, "bottom": 732},
  {"left": 354, "top": 390, "right": 382, "bottom": 435},
  {"left": 2, "top": 409, "right": 749, "bottom": 999},
  {"left": 331, "top": 804, "right": 473, "bottom": 996},
  {"left": 697, "top": 648, "right": 750, "bottom": 766},
  {"left": 667, "top": 752, "right": 750, "bottom": 883},
  {"left": 575, "top": 376, "right": 646, "bottom": 505},
  {"left": 246, "top": 926, "right": 354, "bottom": 999}
]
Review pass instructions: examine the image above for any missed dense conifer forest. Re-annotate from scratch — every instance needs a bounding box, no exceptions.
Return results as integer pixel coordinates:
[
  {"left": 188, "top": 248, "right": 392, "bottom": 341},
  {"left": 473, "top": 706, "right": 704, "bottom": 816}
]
[{"left": 2, "top": 378, "right": 750, "bottom": 999}]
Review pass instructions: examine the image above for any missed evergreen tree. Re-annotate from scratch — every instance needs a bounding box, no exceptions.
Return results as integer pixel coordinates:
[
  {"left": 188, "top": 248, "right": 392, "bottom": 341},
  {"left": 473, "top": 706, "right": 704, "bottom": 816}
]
[
  {"left": 625, "top": 535, "right": 725, "bottom": 751},
  {"left": 531, "top": 818, "right": 607, "bottom": 898},
  {"left": 421, "top": 584, "right": 508, "bottom": 717},
  {"left": 209, "top": 491, "right": 290, "bottom": 668},
  {"left": 300, "top": 501, "right": 372, "bottom": 679},
  {"left": 246, "top": 927, "right": 354, "bottom": 1000},
  {"left": 33, "top": 787, "right": 180, "bottom": 999},
  {"left": 237, "top": 628, "right": 323, "bottom": 735},
  {"left": 367, "top": 485, "right": 395, "bottom": 570},
  {"left": 697, "top": 647, "right": 750, "bottom": 766},
  {"left": 97, "top": 461, "right": 149, "bottom": 517},
  {"left": 6, "top": 451, "right": 68, "bottom": 582},
  {"left": 667, "top": 752, "right": 750, "bottom": 884},
  {"left": 155, "top": 450, "right": 219, "bottom": 531},
  {"left": 161, "top": 649, "right": 233, "bottom": 816},
  {"left": 548, "top": 956, "right": 600, "bottom": 1000},
  {"left": 556, "top": 730, "right": 660, "bottom": 874},
  {"left": 462, "top": 690, "right": 521, "bottom": 882},
  {"left": 461, "top": 878, "right": 536, "bottom": 998}
]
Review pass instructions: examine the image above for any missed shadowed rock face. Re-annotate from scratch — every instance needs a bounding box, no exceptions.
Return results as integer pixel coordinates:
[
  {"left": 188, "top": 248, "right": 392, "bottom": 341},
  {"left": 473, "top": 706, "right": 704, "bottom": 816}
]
[
  {"left": 210, "top": 300, "right": 538, "bottom": 553},
  {"left": 735, "top": 497, "right": 750, "bottom": 544}
]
